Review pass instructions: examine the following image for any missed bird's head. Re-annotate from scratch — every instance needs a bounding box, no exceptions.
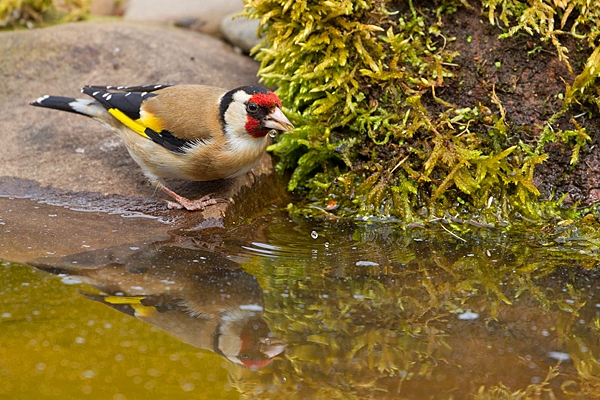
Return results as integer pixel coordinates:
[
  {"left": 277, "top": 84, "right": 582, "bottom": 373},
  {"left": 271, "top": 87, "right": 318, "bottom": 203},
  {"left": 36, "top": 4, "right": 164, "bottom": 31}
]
[
  {"left": 216, "top": 313, "right": 287, "bottom": 370},
  {"left": 220, "top": 86, "right": 293, "bottom": 139}
]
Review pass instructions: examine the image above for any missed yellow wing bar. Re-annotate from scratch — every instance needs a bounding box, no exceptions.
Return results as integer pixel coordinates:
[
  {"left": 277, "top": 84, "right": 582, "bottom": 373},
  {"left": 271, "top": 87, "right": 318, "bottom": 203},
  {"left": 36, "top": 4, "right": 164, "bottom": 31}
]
[
  {"left": 108, "top": 108, "right": 149, "bottom": 138},
  {"left": 103, "top": 295, "right": 156, "bottom": 317}
]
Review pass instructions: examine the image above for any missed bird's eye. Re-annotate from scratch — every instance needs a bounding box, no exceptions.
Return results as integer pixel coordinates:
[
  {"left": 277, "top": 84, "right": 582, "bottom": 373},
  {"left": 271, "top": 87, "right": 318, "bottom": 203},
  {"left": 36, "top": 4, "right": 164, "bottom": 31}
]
[{"left": 246, "top": 102, "right": 259, "bottom": 114}]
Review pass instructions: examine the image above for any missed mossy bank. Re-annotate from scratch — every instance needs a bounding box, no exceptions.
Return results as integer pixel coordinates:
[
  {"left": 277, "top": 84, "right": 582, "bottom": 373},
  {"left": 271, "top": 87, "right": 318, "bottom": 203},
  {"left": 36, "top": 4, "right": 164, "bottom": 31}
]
[{"left": 244, "top": 0, "right": 600, "bottom": 229}]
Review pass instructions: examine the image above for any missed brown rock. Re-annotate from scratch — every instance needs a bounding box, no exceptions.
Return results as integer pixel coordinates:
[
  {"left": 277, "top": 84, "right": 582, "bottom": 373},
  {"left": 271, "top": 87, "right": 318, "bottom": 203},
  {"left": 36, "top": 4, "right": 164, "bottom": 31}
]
[
  {"left": 220, "top": 11, "right": 261, "bottom": 54},
  {"left": 123, "top": 0, "right": 242, "bottom": 34}
]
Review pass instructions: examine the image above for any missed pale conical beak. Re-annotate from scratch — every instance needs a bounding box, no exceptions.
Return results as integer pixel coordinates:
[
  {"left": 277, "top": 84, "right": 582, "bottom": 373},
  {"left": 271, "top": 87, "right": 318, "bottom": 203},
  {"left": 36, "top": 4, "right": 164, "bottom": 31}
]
[{"left": 263, "top": 107, "right": 294, "bottom": 132}]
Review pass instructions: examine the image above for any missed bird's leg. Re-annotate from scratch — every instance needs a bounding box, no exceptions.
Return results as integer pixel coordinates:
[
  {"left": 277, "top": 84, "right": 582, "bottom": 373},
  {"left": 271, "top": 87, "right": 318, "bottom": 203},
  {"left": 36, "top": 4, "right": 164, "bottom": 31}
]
[
  {"left": 247, "top": 169, "right": 257, "bottom": 184},
  {"left": 159, "top": 184, "right": 227, "bottom": 211}
]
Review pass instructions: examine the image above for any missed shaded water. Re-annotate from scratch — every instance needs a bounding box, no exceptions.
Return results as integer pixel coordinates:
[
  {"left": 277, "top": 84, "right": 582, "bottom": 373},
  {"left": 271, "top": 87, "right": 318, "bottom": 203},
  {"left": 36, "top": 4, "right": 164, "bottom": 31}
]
[{"left": 2, "top": 198, "right": 600, "bottom": 399}]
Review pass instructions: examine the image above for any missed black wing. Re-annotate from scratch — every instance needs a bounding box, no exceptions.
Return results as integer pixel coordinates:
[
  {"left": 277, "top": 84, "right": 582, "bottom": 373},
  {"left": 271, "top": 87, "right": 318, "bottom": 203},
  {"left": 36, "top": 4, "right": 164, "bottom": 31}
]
[
  {"left": 81, "top": 84, "right": 172, "bottom": 120},
  {"left": 81, "top": 84, "right": 191, "bottom": 153}
]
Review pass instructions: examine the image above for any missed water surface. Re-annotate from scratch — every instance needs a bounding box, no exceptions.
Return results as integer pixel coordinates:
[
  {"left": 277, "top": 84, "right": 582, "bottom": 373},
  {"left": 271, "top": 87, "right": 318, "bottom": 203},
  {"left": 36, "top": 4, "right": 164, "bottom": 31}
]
[{"left": 1, "top": 198, "right": 600, "bottom": 399}]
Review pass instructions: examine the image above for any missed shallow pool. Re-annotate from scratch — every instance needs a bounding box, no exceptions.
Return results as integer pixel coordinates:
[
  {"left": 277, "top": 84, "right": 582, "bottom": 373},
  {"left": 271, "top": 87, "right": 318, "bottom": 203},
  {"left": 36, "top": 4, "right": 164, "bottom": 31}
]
[{"left": 1, "top": 198, "right": 600, "bottom": 399}]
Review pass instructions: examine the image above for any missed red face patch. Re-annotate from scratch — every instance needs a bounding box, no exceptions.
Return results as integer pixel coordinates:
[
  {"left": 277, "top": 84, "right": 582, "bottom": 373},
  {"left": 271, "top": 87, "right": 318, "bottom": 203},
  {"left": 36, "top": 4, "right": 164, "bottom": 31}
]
[
  {"left": 240, "top": 357, "right": 273, "bottom": 370},
  {"left": 249, "top": 92, "right": 282, "bottom": 108},
  {"left": 244, "top": 91, "right": 283, "bottom": 138},
  {"left": 245, "top": 118, "right": 265, "bottom": 138}
]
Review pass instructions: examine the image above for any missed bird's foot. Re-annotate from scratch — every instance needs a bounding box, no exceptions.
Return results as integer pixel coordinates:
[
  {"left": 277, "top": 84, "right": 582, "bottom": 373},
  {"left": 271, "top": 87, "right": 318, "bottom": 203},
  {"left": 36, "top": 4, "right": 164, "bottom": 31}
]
[
  {"left": 166, "top": 194, "right": 228, "bottom": 211},
  {"left": 160, "top": 185, "right": 227, "bottom": 211}
]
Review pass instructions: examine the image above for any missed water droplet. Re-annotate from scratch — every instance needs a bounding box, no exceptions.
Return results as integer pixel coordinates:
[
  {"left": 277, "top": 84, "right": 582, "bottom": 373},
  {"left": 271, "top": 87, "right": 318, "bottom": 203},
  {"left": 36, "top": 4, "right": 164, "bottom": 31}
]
[
  {"left": 81, "top": 370, "right": 96, "bottom": 379},
  {"left": 269, "top": 129, "right": 277, "bottom": 138},
  {"left": 310, "top": 231, "right": 318, "bottom": 239},
  {"left": 356, "top": 261, "right": 379, "bottom": 267},
  {"left": 61, "top": 276, "right": 83, "bottom": 285},
  {"left": 457, "top": 311, "right": 479, "bottom": 320}
]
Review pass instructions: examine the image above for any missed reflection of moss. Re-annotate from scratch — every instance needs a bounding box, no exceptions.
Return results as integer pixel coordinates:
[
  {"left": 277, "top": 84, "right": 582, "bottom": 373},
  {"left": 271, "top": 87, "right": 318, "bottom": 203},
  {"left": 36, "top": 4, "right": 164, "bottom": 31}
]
[
  {"left": 229, "top": 219, "right": 600, "bottom": 398},
  {"left": 243, "top": 0, "right": 600, "bottom": 225},
  {"left": 0, "top": 0, "right": 89, "bottom": 29},
  {"left": 473, "top": 366, "right": 560, "bottom": 400}
]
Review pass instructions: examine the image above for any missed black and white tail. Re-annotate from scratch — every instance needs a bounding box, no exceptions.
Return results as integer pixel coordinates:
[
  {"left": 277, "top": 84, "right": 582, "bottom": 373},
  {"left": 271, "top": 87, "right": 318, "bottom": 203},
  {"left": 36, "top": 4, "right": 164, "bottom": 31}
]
[
  {"left": 30, "top": 95, "right": 107, "bottom": 119},
  {"left": 31, "top": 95, "right": 84, "bottom": 114},
  {"left": 30, "top": 84, "right": 172, "bottom": 120}
]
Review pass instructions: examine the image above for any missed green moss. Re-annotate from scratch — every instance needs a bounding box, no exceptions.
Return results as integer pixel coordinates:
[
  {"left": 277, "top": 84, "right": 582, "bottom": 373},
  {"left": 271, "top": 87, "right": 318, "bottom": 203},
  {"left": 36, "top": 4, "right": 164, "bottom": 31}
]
[
  {"left": 244, "top": 0, "right": 600, "bottom": 226},
  {"left": 0, "top": 0, "right": 89, "bottom": 29}
]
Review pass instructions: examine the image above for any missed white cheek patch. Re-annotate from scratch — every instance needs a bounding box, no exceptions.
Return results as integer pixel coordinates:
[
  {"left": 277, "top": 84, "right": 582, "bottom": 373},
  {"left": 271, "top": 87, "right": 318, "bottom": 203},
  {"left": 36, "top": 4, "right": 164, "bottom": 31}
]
[
  {"left": 224, "top": 89, "right": 259, "bottom": 137},
  {"left": 223, "top": 100, "right": 248, "bottom": 137}
]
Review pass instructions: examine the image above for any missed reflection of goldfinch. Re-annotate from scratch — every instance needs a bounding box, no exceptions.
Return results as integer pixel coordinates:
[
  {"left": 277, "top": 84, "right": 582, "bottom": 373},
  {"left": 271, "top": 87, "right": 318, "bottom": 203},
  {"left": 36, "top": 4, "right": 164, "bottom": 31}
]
[
  {"left": 33, "top": 249, "right": 287, "bottom": 370},
  {"left": 93, "top": 293, "right": 286, "bottom": 370},
  {"left": 32, "top": 258, "right": 286, "bottom": 369},
  {"left": 31, "top": 84, "right": 293, "bottom": 211}
]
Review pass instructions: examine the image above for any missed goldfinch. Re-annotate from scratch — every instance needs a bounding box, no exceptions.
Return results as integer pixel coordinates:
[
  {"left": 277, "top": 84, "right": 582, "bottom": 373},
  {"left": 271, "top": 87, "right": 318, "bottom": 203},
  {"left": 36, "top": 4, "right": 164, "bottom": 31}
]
[{"left": 31, "top": 84, "right": 293, "bottom": 211}]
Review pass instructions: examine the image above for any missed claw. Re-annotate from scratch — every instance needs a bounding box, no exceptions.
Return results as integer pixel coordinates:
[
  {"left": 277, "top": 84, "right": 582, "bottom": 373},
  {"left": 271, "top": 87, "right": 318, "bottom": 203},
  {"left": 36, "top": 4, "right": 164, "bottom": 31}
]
[{"left": 160, "top": 185, "right": 227, "bottom": 211}]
